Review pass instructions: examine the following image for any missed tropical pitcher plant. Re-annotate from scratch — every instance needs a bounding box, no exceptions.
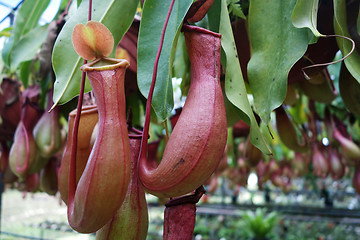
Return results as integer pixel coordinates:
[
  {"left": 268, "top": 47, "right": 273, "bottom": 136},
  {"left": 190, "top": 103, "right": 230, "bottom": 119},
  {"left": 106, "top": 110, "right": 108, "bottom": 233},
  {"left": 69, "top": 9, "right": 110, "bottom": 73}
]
[
  {"left": 2, "top": 0, "right": 360, "bottom": 239},
  {"left": 52, "top": 0, "right": 229, "bottom": 237}
]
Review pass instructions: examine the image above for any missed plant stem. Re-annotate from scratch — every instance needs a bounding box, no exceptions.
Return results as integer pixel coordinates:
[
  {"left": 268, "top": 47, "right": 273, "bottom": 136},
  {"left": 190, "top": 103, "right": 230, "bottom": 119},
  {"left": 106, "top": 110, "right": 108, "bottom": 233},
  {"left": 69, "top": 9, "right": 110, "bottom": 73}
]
[
  {"left": 67, "top": 0, "right": 92, "bottom": 204},
  {"left": 88, "top": 0, "right": 92, "bottom": 21}
]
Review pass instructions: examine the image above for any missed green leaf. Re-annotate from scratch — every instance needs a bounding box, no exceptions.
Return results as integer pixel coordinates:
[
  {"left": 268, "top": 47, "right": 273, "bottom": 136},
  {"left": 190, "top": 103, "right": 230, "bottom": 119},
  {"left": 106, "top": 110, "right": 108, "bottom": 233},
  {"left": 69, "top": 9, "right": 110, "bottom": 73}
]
[
  {"left": 1, "top": 36, "right": 14, "bottom": 67},
  {"left": 210, "top": 0, "right": 271, "bottom": 155},
  {"left": 19, "top": 61, "right": 32, "bottom": 88},
  {"left": 223, "top": 91, "right": 247, "bottom": 127},
  {"left": 339, "top": 62, "right": 360, "bottom": 116},
  {"left": 292, "top": 0, "right": 324, "bottom": 37},
  {"left": 208, "top": 0, "right": 221, "bottom": 32},
  {"left": 13, "top": 0, "right": 50, "bottom": 43},
  {"left": 247, "top": 0, "right": 309, "bottom": 124},
  {"left": 0, "top": 52, "right": 4, "bottom": 83},
  {"left": 52, "top": 0, "right": 138, "bottom": 107},
  {"left": 137, "top": 0, "right": 192, "bottom": 120},
  {"left": 60, "top": 0, "right": 71, "bottom": 10},
  {"left": 173, "top": 33, "right": 191, "bottom": 96},
  {"left": 227, "top": 0, "right": 246, "bottom": 19},
  {"left": 333, "top": 0, "right": 360, "bottom": 84},
  {"left": 10, "top": 25, "right": 48, "bottom": 71},
  {"left": 0, "top": 27, "right": 13, "bottom": 37},
  {"left": 1, "top": 0, "right": 50, "bottom": 69}
]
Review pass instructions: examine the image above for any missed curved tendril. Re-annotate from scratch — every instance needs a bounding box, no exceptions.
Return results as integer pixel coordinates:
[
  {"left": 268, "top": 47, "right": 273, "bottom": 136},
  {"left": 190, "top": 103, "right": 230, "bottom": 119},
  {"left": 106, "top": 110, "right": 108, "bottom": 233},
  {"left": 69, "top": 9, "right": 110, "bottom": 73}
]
[{"left": 302, "top": 34, "right": 355, "bottom": 80}]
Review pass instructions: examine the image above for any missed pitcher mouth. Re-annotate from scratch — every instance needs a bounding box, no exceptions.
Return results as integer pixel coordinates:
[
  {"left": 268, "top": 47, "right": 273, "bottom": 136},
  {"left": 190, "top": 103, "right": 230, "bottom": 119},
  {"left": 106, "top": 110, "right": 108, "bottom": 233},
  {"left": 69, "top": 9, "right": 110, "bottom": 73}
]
[
  {"left": 69, "top": 105, "right": 98, "bottom": 117},
  {"left": 80, "top": 57, "right": 130, "bottom": 72}
]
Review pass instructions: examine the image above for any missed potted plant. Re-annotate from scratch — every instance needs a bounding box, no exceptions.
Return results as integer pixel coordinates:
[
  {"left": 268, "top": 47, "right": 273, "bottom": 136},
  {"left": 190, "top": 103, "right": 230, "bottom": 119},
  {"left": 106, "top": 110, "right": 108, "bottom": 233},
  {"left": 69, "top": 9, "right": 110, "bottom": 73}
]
[{"left": 241, "top": 208, "right": 279, "bottom": 240}]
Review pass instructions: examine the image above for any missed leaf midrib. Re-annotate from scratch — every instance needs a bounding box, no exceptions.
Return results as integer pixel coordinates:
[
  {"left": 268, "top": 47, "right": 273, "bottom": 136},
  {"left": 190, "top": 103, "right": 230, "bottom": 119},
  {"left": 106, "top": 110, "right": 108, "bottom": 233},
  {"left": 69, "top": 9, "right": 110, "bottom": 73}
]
[{"left": 19, "top": 0, "right": 48, "bottom": 39}]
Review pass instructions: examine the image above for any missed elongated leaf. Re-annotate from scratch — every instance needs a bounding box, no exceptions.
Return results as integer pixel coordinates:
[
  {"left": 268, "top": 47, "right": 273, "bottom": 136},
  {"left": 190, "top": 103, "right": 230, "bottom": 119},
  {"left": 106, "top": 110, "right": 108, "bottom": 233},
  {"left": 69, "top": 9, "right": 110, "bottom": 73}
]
[
  {"left": 137, "top": 0, "right": 192, "bottom": 120},
  {"left": 339, "top": 63, "right": 360, "bottom": 116},
  {"left": 52, "top": 0, "right": 138, "bottom": 107},
  {"left": 173, "top": 33, "right": 191, "bottom": 96},
  {"left": 216, "top": 0, "right": 271, "bottom": 154},
  {"left": 333, "top": 0, "right": 360, "bottom": 84},
  {"left": 2, "top": 0, "right": 50, "bottom": 68},
  {"left": 11, "top": 25, "right": 48, "bottom": 71},
  {"left": 292, "top": 0, "right": 323, "bottom": 37},
  {"left": 223, "top": 91, "right": 246, "bottom": 127},
  {"left": 19, "top": 61, "right": 32, "bottom": 88},
  {"left": 13, "top": 0, "right": 50, "bottom": 42},
  {"left": 247, "top": 0, "right": 309, "bottom": 124},
  {"left": 0, "top": 27, "right": 12, "bottom": 37},
  {"left": 1, "top": 36, "right": 14, "bottom": 67}
]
